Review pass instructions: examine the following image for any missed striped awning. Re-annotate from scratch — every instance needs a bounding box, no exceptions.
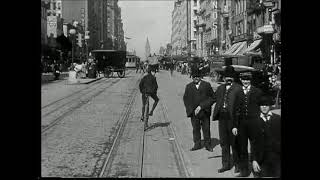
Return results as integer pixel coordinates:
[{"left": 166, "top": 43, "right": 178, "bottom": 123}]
[
  {"left": 223, "top": 42, "right": 242, "bottom": 55},
  {"left": 232, "top": 41, "right": 247, "bottom": 56},
  {"left": 242, "top": 39, "right": 262, "bottom": 55}
]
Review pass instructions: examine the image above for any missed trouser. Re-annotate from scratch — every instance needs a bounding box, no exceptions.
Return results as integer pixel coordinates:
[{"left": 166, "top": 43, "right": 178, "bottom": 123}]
[
  {"left": 254, "top": 151, "right": 281, "bottom": 177},
  {"left": 238, "top": 118, "right": 264, "bottom": 172},
  {"left": 190, "top": 114, "right": 211, "bottom": 147},
  {"left": 218, "top": 111, "right": 240, "bottom": 168},
  {"left": 141, "top": 93, "right": 159, "bottom": 117}
]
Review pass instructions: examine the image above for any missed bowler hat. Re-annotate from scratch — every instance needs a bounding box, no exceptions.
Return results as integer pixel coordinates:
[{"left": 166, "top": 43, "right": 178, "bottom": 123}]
[
  {"left": 223, "top": 65, "right": 237, "bottom": 78},
  {"left": 191, "top": 69, "right": 201, "bottom": 78},
  {"left": 240, "top": 72, "right": 252, "bottom": 80},
  {"left": 258, "top": 95, "right": 274, "bottom": 106}
]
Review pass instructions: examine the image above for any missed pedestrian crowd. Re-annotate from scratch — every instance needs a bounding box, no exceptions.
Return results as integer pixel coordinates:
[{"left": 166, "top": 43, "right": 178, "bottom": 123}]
[
  {"left": 137, "top": 59, "right": 281, "bottom": 177},
  {"left": 182, "top": 66, "right": 280, "bottom": 177}
]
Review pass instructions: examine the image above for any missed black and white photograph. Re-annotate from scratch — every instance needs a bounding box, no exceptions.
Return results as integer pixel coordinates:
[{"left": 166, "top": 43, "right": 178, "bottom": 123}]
[{"left": 41, "top": 0, "right": 281, "bottom": 178}]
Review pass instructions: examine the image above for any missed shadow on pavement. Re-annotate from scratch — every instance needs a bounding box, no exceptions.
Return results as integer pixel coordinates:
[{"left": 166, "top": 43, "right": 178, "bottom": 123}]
[{"left": 145, "top": 122, "right": 171, "bottom": 131}]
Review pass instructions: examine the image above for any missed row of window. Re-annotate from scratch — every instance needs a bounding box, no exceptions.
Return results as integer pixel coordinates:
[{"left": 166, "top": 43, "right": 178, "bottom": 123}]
[{"left": 235, "top": 0, "right": 246, "bottom": 15}]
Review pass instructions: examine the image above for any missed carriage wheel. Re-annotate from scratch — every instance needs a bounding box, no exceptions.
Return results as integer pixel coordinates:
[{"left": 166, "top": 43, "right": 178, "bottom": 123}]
[
  {"left": 117, "top": 70, "right": 125, "bottom": 78},
  {"left": 104, "top": 68, "right": 112, "bottom": 78}
]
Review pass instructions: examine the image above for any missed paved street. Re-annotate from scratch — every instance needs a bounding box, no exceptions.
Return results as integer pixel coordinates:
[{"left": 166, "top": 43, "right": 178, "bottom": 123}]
[{"left": 41, "top": 69, "right": 280, "bottom": 178}]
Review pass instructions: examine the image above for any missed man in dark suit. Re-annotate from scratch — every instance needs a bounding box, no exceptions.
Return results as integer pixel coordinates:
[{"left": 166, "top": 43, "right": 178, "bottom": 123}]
[
  {"left": 183, "top": 69, "right": 215, "bottom": 152},
  {"left": 235, "top": 72, "right": 264, "bottom": 177},
  {"left": 212, "top": 65, "right": 242, "bottom": 173},
  {"left": 252, "top": 95, "right": 281, "bottom": 177}
]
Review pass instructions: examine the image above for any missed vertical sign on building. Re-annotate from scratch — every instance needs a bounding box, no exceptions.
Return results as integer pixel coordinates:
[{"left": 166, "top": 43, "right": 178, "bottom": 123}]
[{"left": 81, "top": 8, "right": 85, "bottom": 28}]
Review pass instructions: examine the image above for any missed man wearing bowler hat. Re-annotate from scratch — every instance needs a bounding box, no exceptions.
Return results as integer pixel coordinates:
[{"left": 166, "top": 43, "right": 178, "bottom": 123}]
[
  {"left": 235, "top": 71, "right": 264, "bottom": 177},
  {"left": 183, "top": 68, "right": 215, "bottom": 152},
  {"left": 212, "top": 65, "right": 242, "bottom": 173}
]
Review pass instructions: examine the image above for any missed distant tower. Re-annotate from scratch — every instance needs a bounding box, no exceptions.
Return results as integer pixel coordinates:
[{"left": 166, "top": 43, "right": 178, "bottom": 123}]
[{"left": 145, "top": 37, "right": 151, "bottom": 60}]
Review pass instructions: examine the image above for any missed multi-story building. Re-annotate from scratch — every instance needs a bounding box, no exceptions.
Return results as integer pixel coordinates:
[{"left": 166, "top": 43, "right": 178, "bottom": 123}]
[
  {"left": 194, "top": 0, "right": 220, "bottom": 58},
  {"left": 223, "top": 0, "right": 248, "bottom": 57},
  {"left": 242, "top": 0, "right": 281, "bottom": 65},
  {"left": 171, "top": 0, "right": 196, "bottom": 56},
  {"left": 47, "top": 0, "right": 64, "bottom": 48},
  {"left": 61, "top": 0, "right": 124, "bottom": 51},
  {"left": 41, "top": 1, "right": 49, "bottom": 47},
  {"left": 171, "top": 0, "right": 183, "bottom": 55},
  {"left": 217, "top": 0, "right": 232, "bottom": 53}
]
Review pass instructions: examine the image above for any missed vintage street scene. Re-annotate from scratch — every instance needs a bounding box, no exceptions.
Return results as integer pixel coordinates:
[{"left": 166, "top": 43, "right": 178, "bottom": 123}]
[{"left": 41, "top": 0, "right": 281, "bottom": 178}]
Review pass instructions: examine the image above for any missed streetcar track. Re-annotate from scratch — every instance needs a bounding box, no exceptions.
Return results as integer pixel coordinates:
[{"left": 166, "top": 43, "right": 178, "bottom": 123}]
[
  {"left": 41, "top": 78, "right": 104, "bottom": 109},
  {"left": 41, "top": 71, "right": 134, "bottom": 134},
  {"left": 42, "top": 71, "right": 133, "bottom": 116},
  {"left": 98, "top": 78, "right": 140, "bottom": 177},
  {"left": 41, "top": 78, "right": 122, "bottom": 134},
  {"left": 158, "top": 93, "right": 192, "bottom": 177},
  {"left": 41, "top": 79, "right": 112, "bottom": 118}
]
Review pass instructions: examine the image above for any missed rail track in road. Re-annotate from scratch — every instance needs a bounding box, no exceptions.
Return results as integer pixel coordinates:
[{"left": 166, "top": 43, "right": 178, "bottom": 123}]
[
  {"left": 41, "top": 71, "right": 133, "bottom": 134},
  {"left": 96, "top": 78, "right": 140, "bottom": 178},
  {"left": 94, "top": 86, "right": 191, "bottom": 178}
]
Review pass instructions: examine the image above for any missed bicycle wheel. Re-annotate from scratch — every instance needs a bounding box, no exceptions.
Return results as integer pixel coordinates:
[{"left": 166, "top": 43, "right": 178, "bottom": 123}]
[{"left": 144, "top": 95, "right": 149, "bottom": 131}]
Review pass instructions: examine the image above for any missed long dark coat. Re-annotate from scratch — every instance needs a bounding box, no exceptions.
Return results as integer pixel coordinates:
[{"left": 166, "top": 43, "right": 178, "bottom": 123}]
[
  {"left": 183, "top": 80, "right": 215, "bottom": 118},
  {"left": 212, "top": 82, "right": 242, "bottom": 129}
]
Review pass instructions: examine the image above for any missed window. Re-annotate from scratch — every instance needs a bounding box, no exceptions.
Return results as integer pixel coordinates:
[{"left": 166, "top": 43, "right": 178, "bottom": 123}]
[{"left": 57, "top": 2, "right": 61, "bottom": 10}]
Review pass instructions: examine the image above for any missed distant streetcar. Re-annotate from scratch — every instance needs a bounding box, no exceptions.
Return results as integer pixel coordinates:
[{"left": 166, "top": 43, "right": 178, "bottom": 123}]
[{"left": 126, "top": 54, "right": 140, "bottom": 68}]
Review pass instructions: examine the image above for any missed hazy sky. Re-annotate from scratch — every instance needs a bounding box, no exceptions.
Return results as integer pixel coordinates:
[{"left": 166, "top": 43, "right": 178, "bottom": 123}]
[{"left": 118, "top": 0, "right": 174, "bottom": 59}]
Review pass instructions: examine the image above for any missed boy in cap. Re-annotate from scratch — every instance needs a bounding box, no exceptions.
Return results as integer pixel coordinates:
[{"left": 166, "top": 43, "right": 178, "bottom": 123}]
[
  {"left": 252, "top": 95, "right": 281, "bottom": 177},
  {"left": 139, "top": 66, "right": 160, "bottom": 130},
  {"left": 183, "top": 69, "right": 215, "bottom": 152},
  {"left": 212, "top": 65, "right": 242, "bottom": 173},
  {"left": 235, "top": 71, "right": 264, "bottom": 177}
]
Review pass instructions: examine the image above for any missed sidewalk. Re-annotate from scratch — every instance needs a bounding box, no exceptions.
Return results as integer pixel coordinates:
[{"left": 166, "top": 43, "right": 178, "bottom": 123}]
[
  {"left": 42, "top": 72, "right": 103, "bottom": 85},
  {"left": 155, "top": 70, "right": 281, "bottom": 177}
]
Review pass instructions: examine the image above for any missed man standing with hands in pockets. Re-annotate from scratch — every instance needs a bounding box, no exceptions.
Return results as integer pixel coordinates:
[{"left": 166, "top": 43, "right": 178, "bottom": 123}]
[{"left": 183, "top": 69, "right": 215, "bottom": 152}]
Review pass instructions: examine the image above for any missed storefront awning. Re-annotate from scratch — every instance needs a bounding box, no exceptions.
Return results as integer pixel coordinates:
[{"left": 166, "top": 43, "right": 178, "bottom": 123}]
[
  {"left": 232, "top": 41, "right": 247, "bottom": 56},
  {"left": 242, "top": 39, "right": 262, "bottom": 55},
  {"left": 222, "top": 42, "right": 241, "bottom": 55}
]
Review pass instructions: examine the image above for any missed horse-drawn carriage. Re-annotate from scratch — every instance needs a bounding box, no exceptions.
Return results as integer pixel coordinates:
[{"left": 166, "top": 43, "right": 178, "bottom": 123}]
[{"left": 91, "top": 50, "right": 126, "bottom": 78}]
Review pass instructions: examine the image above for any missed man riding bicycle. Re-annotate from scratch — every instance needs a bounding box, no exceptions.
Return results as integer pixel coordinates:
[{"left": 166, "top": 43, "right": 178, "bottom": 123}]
[{"left": 139, "top": 66, "right": 159, "bottom": 129}]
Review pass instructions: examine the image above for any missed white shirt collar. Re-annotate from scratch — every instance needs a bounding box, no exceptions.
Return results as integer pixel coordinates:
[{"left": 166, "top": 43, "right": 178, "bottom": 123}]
[
  {"left": 195, "top": 81, "right": 201, "bottom": 89},
  {"left": 243, "top": 85, "right": 251, "bottom": 90},
  {"left": 260, "top": 111, "right": 273, "bottom": 122}
]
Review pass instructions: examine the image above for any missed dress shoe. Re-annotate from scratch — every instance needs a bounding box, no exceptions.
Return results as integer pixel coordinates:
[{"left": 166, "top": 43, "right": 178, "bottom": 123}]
[
  {"left": 234, "top": 165, "right": 240, "bottom": 173},
  {"left": 235, "top": 170, "right": 250, "bottom": 177},
  {"left": 218, "top": 166, "right": 231, "bottom": 173},
  {"left": 205, "top": 146, "right": 213, "bottom": 152},
  {"left": 190, "top": 145, "right": 202, "bottom": 151}
]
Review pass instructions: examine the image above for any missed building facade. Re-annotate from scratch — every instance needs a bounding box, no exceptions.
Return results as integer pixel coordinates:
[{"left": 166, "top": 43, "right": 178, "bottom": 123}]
[
  {"left": 41, "top": 1, "right": 49, "bottom": 47},
  {"left": 171, "top": 0, "right": 196, "bottom": 56}
]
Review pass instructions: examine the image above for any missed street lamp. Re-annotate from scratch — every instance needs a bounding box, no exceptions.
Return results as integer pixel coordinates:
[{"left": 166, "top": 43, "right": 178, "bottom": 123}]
[{"left": 69, "top": 28, "right": 76, "bottom": 64}]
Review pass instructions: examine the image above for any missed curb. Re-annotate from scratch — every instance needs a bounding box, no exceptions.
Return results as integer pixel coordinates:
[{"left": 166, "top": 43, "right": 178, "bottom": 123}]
[{"left": 83, "top": 77, "right": 103, "bottom": 84}]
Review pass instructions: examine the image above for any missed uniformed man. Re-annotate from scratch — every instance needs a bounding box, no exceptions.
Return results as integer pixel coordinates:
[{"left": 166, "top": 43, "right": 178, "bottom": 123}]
[
  {"left": 212, "top": 65, "right": 242, "bottom": 173},
  {"left": 235, "top": 72, "right": 264, "bottom": 177}
]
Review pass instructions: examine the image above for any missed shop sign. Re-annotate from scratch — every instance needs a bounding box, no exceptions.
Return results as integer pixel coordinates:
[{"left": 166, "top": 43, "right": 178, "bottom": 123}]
[{"left": 257, "top": 25, "right": 274, "bottom": 34}]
